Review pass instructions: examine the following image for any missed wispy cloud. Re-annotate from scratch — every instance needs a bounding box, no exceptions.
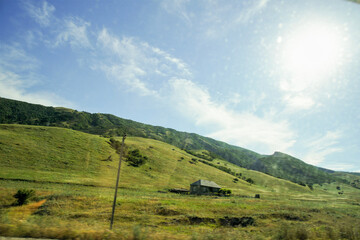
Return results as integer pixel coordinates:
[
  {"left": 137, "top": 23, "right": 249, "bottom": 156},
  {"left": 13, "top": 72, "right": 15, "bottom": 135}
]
[
  {"left": 0, "top": 68, "right": 72, "bottom": 107},
  {"left": 169, "top": 78, "right": 295, "bottom": 153},
  {"left": 23, "top": 1, "right": 91, "bottom": 49},
  {"left": 322, "top": 163, "right": 357, "bottom": 172},
  {"left": 160, "top": 0, "right": 270, "bottom": 39},
  {"left": 94, "top": 28, "right": 190, "bottom": 96},
  {"left": 97, "top": 64, "right": 157, "bottom": 97},
  {"left": 0, "top": 43, "right": 72, "bottom": 107},
  {"left": 23, "top": 0, "right": 55, "bottom": 27},
  {"left": 236, "top": 0, "right": 270, "bottom": 23},
  {"left": 303, "top": 131, "right": 343, "bottom": 165},
  {"left": 54, "top": 17, "right": 92, "bottom": 48},
  {"left": 0, "top": 43, "right": 40, "bottom": 72},
  {"left": 283, "top": 94, "right": 316, "bottom": 110},
  {"left": 160, "top": 0, "right": 192, "bottom": 25},
  {"left": 24, "top": 30, "right": 44, "bottom": 48}
]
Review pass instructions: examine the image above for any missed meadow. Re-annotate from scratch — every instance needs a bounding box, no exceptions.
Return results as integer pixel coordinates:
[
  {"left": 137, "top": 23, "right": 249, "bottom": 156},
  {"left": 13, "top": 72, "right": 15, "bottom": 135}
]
[{"left": 1, "top": 124, "right": 360, "bottom": 239}]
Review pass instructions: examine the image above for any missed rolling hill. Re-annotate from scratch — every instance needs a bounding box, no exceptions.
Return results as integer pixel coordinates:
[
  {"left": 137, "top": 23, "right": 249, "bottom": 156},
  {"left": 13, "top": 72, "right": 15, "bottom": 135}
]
[
  {"left": 0, "top": 124, "right": 312, "bottom": 196},
  {"left": 0, "top": 97, "right": 352, "bottom": 186},
  {"left": 2, "top": 124, "right": 360, "bottom": 239}
]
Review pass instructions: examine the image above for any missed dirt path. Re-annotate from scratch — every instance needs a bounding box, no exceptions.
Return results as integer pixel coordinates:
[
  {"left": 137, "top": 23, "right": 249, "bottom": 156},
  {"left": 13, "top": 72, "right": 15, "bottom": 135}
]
[{"left": 8, "top": 199, "right": 47, "bottom": 221}]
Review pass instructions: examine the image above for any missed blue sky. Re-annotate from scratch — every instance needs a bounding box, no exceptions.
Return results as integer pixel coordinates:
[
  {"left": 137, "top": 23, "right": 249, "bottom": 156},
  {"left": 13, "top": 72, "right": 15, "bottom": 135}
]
[{"left": 1, "top": 0, "right": 360, "bottom": 172}]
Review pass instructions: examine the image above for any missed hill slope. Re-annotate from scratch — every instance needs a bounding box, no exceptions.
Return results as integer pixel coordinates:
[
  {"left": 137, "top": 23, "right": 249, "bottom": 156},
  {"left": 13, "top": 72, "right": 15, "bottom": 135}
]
[
  {"left": 251, "top": 152, "right": 339, "bottom": 185},
  {"left": 2, "top": 125, "right": 360, "bottom": 240},
  {"left": 0, "top": 124, "right": 315, "bottom": 195},
  {"left": 0, "top": 97, "right": 260, "bottom": 166},
  {"left": 0, "top": 97, "right": 344, "bottom": 185}
]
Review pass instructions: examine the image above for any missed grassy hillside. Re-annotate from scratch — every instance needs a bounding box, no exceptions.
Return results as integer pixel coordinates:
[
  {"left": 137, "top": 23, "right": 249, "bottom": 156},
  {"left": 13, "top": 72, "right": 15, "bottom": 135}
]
[
  {"left": 252, "top": 152, "right": 339, "bottom": 185},
  {"left": 0, "top": 97, "right": 346, "bottom": 186},
  {"left": 1, "top": 124, "right": 360, "bottom": 239},
  {"left": 0, "top": 97, "right": 260, "bottom": 166},
  {"left": 0, "top": 124, "right": 312, "bottom": 195}
]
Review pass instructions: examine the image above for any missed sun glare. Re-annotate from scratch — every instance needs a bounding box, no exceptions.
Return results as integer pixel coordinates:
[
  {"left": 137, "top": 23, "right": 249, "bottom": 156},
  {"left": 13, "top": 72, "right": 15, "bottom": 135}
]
[{"left": 281, "top": 22, "right": 344, "bottom": 91}]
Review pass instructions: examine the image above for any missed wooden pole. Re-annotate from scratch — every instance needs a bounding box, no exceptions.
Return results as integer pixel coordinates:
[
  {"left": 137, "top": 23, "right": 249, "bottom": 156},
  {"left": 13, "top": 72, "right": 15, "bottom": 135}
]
[{"left": 110, "top": 133, "right": 126, "bottom": 230}]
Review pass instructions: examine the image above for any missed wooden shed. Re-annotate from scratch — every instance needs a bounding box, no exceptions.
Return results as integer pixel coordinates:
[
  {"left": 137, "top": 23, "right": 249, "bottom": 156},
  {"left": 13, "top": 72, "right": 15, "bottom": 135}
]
[{"left": 190, "top": 179, "right": 221, "bottom": 195}]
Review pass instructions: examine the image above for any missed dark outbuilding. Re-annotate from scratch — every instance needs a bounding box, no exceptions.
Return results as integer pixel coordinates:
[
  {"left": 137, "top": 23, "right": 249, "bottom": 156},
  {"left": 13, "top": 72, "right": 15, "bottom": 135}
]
[{"left": 190, "top": 179, "right": 221, "bottom": 195}]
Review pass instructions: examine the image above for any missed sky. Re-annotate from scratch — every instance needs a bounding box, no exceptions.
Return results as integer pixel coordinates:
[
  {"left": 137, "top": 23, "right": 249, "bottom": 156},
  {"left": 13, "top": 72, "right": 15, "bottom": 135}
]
[{"left": 1, "top": 0, "right": 360, "bottom": 172}]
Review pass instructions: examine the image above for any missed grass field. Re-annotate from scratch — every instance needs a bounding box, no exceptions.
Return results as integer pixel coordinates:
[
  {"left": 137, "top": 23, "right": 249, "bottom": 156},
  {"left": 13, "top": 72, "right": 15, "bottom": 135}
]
[{"left": 1, "top": 124, "right": 360, "bottom": 239}]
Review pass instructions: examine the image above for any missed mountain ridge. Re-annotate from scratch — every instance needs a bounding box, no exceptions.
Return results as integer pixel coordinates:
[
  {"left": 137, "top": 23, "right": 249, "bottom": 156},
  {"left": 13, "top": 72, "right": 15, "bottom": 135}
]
[{"left": 0, "top": 96, "right": 347, "bottom": 185}]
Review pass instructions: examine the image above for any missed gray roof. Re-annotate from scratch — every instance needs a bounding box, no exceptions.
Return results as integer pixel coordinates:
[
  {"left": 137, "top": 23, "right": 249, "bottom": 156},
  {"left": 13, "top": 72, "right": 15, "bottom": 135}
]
[{"left": 190, "top": 179, "right": 221, "bottom": 189}]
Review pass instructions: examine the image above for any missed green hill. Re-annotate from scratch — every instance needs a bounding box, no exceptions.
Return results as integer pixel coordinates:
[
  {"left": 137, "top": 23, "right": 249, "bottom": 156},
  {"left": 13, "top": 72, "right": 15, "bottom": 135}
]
[
  {"left": 1, "top": 124, "right": 360, "bottom": 239},
  {"left": 0, "top": 97, "right": 347, "bottom": 186},
  {"left": 0, "top": 124, "right": 311, "bottom": 195},
  {"left": 0, "top": 97, "right": 260, "bottom": 166},
  {"left": 251, "top": 152, "right": 339, "bottom": 186}
]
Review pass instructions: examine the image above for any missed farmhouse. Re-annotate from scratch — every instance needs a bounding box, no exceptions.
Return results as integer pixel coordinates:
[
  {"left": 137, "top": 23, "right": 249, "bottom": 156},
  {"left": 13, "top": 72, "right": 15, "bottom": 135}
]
[{"left": 190, "top": 179, "right": 221, "bottom": 195}]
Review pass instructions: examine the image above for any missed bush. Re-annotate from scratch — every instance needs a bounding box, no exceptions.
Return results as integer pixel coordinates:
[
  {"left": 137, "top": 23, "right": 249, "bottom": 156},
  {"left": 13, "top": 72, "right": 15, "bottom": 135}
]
[
  {"left": 218, "top": 188, "right": 232, "bottom": 196},
  {"left": 126, "top": 149, "right": 148, "bottom": 167},
  {"left": 109, "top": 138, "right": 123, "bottom": 153},
  {"left": 246, "top": 178, "right": 255, "bottom": 184},
  {"left": 13, "top": 189, "right": 35, "bottom": 206}
]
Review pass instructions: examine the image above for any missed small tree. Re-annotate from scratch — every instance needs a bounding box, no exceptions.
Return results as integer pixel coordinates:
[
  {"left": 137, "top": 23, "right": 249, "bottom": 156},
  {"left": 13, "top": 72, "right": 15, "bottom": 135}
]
[
  {"left": 13, "top": 189, "right": 35, "bottom": 206},
  {"left": 126, "top": 149, "right": 148, "bottom": 167}
]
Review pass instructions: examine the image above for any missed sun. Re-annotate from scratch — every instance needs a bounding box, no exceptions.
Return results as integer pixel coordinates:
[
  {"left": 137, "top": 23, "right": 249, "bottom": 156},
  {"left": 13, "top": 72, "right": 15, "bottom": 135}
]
[{"left": 280, "top": 21, "right": 344, "bottom": 91}]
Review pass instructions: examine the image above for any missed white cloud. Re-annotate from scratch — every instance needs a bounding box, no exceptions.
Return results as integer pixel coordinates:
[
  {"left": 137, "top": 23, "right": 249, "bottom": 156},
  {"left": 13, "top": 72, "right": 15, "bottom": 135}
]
[
  {"left": 303, "top": 131, "right": 343, "bottom": 165},
  {"left": 149, "top": 45, "right": 192, "bottom": 77},
  {"left": 283, "top": 94, "right": 316, "bottom": 110},
  {"left": 0, "top": 44, "right": 72, "bottom": 107},
  {"left": 55, "top": 17, "right": 92, "bottom": 48},
  {"left": 0, "top": 43, "right": 40, "bottom": 72},
  {"left": 160, "top": 0, "right": 270, "bottom": 39},
  {"left": 169, "top": 78, "right": 295, "bottom": 153},
  {"left": 25, "top": 30, "right": 44, "bottom": 48},
  {"left": 0, "top": 67, "right": 72, "bottom": 107},
  {"left": 161, "top": 0, "right": 192, "bottom": 24},
  {"left": 94, "top": 28, "right": 190, "bottom": 96},
  {"left": 236, "top": 0, "right": 270, "bottom": 23},
  {"left": 23, "top": 0, "right": 55, "bottom": 27},
  {"left": 320, "top": 163, "right": 358, "bottom": 172},
  {"left": 23, "top": 1, "right": 91, "bottom": 49},
  {"left": 97, "top": 64, "right": 157, "bottom": 97}
]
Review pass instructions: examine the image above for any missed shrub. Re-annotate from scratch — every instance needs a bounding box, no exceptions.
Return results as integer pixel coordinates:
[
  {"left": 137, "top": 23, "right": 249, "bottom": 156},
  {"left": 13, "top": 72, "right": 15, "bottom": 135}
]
[
  {"left": 246, "top": 178, "right": 255, "bottom": 184},
  {"left": 126, "top": 149, "right": 148, "bottom": 167},
  {"left": 299, "top": 182, "right": 306, "bottom": 187},
  {"left": 13, "top": 189, "right": 35, "bottom": 206},
  {"left": 109, "top": 138, "right": 123, "bottom": 153},
  {"left": 218, "top": 188, "right": 232, "bottom": 196}
]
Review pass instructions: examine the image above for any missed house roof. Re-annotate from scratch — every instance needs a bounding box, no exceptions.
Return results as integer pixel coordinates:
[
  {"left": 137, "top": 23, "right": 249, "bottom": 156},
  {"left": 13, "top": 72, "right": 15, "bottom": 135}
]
[{"left": 190, "top": 179, "right": 221, "bottom": 189}]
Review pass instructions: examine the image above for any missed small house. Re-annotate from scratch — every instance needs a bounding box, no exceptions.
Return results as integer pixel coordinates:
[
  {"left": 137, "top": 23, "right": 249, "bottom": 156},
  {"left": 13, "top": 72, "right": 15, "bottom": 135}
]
[{"left": 190, "top": 179, "right": 221, "bottom": 195}]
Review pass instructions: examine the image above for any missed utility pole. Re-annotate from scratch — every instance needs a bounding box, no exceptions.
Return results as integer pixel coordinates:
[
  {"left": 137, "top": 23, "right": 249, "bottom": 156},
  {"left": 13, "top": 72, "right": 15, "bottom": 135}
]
[{"left": 110, "top": 133, "right": 126, "bottom": 230}]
